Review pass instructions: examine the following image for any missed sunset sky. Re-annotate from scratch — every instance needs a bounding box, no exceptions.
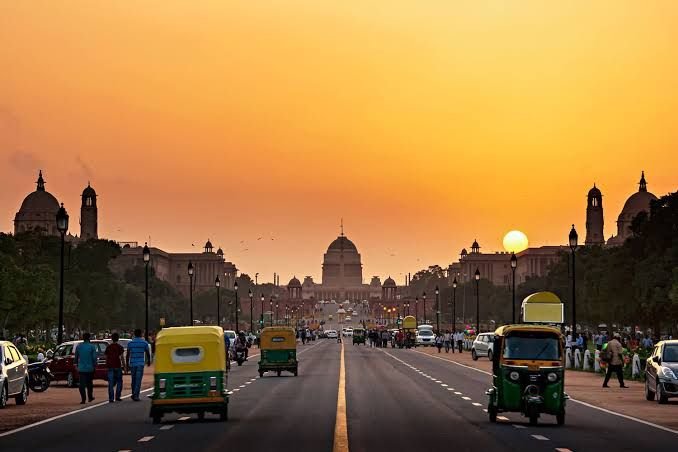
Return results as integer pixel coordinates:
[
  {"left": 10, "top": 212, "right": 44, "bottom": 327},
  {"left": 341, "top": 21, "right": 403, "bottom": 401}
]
[{"left": 2, "top": 1, "right": 677, "bottom": 284}]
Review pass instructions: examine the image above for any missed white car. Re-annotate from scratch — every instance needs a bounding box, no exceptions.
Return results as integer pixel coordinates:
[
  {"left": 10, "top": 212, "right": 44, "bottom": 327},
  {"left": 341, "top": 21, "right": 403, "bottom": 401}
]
[
  {"left": 342, "top": 328, "right": 354, "bottom": 337},
  {"left": 416, "top": 328, "right": 435, "bottom": 346},
  {"left": 326, "top": 330, "right": 338, "bottom": 339},
  {"left": 471, "top": 333, "right": 495, "bottom": 360},
  {"left": 0, "top": 341, "right": 29, "bottom": 408}
]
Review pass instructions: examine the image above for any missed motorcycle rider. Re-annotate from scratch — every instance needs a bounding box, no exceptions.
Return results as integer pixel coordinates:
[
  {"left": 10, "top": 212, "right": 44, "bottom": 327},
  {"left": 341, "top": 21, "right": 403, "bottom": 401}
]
[{"left": 235, "top": 331, "right": 249, "bottom": 360}]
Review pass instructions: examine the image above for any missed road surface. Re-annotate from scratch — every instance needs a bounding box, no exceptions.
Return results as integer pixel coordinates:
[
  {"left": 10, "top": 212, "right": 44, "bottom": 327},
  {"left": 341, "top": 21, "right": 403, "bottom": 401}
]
[{"left": 2, "top": 338, "right": 676, "bottom": 452}]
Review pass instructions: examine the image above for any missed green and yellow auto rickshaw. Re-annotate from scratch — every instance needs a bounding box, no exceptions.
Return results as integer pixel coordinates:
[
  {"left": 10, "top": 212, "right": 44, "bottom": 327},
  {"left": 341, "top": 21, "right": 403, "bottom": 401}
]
[
  {"left": 352, "top": 327, "right": 366, "bottom": 345},
  {"left": 258, "top": 327, "right": 298, "bottom": 377},
  {"left": 150, "top": 326, "right": 229, "bottom": 423},
  {"left": 486, "top": 292, "right": 568, "bottom": 426}
]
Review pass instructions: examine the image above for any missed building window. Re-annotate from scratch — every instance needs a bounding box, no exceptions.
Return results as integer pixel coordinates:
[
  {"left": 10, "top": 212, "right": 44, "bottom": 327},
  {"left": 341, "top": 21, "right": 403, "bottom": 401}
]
[{"left": 86, "top": 197, "right": 93, "bottom": 207}]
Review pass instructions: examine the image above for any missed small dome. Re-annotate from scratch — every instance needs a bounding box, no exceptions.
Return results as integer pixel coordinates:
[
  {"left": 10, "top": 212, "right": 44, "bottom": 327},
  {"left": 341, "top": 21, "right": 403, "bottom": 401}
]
[
  {"left": 288, "top": 276, "right": 301, "bottom": 287},
  {"left": 82, "top": 183, "right": 96, "bottom": 198},
  {"left": 205, "top": 240, "right": 213, "bottom": 249},
  {"left": 471, "top": 239, "right": 480, "bottom": 249},
  {"left": 588, "top": 184, "right": 602, "bottom": 198},
  {"left": 460, "top": 248, "right": 468, "bottom": 256},
  {"left": 383, "top": 276, "right": 396, "bottom": 287},
  {"left": 327, "top": 236, "right": 358, "bottom": 253},
  {"left": 216, "top": 247, "right": 224, "bottom": 256}
]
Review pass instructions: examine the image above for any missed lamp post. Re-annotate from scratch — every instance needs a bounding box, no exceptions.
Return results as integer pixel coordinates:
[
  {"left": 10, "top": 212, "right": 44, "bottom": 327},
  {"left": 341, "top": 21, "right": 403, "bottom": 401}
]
[
  {"left": 423, "top": 291, "right": 427, "bottom": 325},
  {"left": 248, "top": 289, "right": 253, "bottom": 333},
  {"left": 285, "top": 304, "right": 289, "bottom": 326},
  {"left": 435, "top": 286, "right": 440, "bottom": 333},
  {"left": 260, "top": 294, "right": 265, "bottom": 330},
  {"left": 474, "top": 268, "right": 480, "bottom": 333},
  {"left": 215, "top": 276, "right": 221, "bottom": 327},
  {"left": 234, "top": 281, "right": 239, "bottom": 331},
  {"left": 509, "top": 252, "right": 518, "bottom": 324},
  {"left": 269, "top": 299, "right": 274, "bottom": 326},
  {"left": 569, "top": 225, "right": 578, "bottom": 336},
  {"left": 275, "top": 302, "right": 279, "bottom": 325},
  {"left": 188, "top": 262, "right": 194, "bottom": 325},
  {"left": 415, "top": 297, "right": 419, "bottom": 325},
  {"left": 452, "top": 278, "right": 457, "bottom": 332},
  {"left": 142, "top": 243, "right": 151, "bottom": 340},
  {"left": 55, "top": 203, "right": 69, "bottom": 345},
  {"left": 405, "top": 302, "right": 410, "bottom": 316}
]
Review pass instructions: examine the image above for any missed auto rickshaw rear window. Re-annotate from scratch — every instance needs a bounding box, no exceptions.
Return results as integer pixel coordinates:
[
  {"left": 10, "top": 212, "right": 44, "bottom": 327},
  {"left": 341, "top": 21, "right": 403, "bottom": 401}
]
[
  {"left": 503, "top": 332, "right": 561, "bottom": 360},
  {"left": 171, "top": 347, "right": 204, "bottom": 363},
  {"left": 272, "top": 337, "right": 285, "bottom": 342}
]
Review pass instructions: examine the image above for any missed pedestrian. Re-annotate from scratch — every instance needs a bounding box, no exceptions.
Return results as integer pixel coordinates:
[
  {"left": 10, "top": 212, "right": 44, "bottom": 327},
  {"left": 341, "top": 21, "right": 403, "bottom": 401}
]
[
  {"left": 435, "top": 333, "right": 443, "bottom": 353},
  {"left": 443, "top": 330, "right": 451, "bottom": 353},
  {"left": 300, "top": 328, "right": 307, "bottom": 345},
  {"left": 456, "top": 331, "right": 464, "bottom": 353},
  {"left": 105, "top": 332, "right": 125, "bottom": 403},
  {"left": 74, "top": 332, "right": 97, "bottom": 404},
  {"left": 36, "top": 348, "right": 45, "bottom": 362},
  {"left": 602, "top": 333, "right": 629, "bottom": 388},
  {"left": 595, "top": 333, "right": 603, "bottom": 351},
  {"left": 126, "top": 329, "right": 151, "bottom": 401}
]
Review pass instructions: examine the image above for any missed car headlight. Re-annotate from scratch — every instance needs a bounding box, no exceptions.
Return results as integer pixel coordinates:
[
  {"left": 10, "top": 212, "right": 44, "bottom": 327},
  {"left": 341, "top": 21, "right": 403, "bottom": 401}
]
[
  {"left": 660, "top": 367, "right": 677, "bottom": 380},
  {"left": 547, "top": 372, "right": 558, "bottom": 383},
  {"left": 509, "top": 371, "right": 520, "bottom": 381}
]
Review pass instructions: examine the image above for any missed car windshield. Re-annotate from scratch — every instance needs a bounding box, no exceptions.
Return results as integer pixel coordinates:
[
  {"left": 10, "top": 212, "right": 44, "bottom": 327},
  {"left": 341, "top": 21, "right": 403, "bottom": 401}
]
[
  {"left": 663, "top": 344, "right": 678, "bottom": 362},
  {"left": 504, "top": 332, "right": 561, "bottom": 360},
  {"left": 419, "top": 331, "right": 433, "bottom": 337}
]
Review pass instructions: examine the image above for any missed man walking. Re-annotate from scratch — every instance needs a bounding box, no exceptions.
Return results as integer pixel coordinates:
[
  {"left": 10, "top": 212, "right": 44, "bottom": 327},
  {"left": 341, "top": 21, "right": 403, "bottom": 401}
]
[
  {"left": 74, "top": 332, "right": 97, "bottom": 404},
  {"left": 105, "top": 332, "right": 125, "bottom": 402},
  {"left": 126, "top": 329, "right": 151, "bottom": 401},
  {"left": 444, "top": 330, "right": 452, "bottom": 353},
  {"left": 603, "top": 333, "right": 629, "bottom": 388}
]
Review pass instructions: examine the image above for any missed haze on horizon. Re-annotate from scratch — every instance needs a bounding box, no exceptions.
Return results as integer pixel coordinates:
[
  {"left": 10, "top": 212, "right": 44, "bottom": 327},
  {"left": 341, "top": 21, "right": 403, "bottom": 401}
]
[{"left": 1, "top": 1, "right": 677, "bottom": 283}]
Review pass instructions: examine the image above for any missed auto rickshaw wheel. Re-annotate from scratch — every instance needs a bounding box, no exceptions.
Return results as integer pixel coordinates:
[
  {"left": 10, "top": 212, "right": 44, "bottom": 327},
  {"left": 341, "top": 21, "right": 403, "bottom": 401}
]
[
  {"left": 259, "top": 371, "right": 264, "bottom": 378},
  {"left": 529, "top": 413, "right": 538, "bottom": 426},
  {"left": 556, "top": 411, "right": 565, "bottom": 426},
  {"left": 488, "top": 404, "right": 497, "bottom": 423},
  {"left": 277, "top": 370, "right": 282, "bottom": 377},
  {"left": 293, "top": 369, "right": 298, "bottom": 377},
  {"left": 198, "top": 411, "right": 205, "bottom": 420}
]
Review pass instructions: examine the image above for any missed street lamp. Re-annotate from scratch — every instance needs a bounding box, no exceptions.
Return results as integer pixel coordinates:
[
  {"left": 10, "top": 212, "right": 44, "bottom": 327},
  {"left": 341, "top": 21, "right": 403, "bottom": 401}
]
[
  {"left": 415, "top": 297, "right": 419, "bottom": 325},
  {"left": 435, "top": 286, "right": 440, "bottom": 334},
  {"left": 510, "top": 252, "right": 517, "bottom": 324},
  {"left": 275, "top": 302, "right": 279, "bottom": 325},
  {"left": 248, "top": 289, "right": 253, "bottom": 333},
  {"left": 234, "top": 281, "right": 239, "bottom": 331},
  {"left": 215, "top": 276, "right": 221, "bottom": 327},
  {"left": 55, "top": 203, "right": 69, "bottom": 345},
  {"left": 269, "top": 298, "right": 274, "bottom": 326},
  {"left": 404, "top": 302, "right": 410, "bottom": 316},
  {"left": 143, "top": 242, "right": 150, "bottom": 341},
  {"left": 188, "top": 262, "right": 194, "bottom": 325},
  {"left": 474, "top": 268, "right": 480, "bottom": 333},
  {"left": 569, "top": 224, "right": 578, "bottom": 337},
  {"left": 260, "top": 294, "right": 265, "bottom": 329},
  {"left": 423, "top": 291, "right": 427, "bottom": 325},
  {"left": 452, "top": 277, "right": 457, "bottom": 332}
]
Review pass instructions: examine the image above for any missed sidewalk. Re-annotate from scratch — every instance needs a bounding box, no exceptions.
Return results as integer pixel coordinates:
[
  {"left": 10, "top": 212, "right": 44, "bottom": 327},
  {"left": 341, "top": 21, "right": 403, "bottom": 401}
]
[
  {"left": 0, "top": 365, "right": 155, "bottom": 434},
  {"left": 416, "top": 347, "right": 678, "bottom": 430}
]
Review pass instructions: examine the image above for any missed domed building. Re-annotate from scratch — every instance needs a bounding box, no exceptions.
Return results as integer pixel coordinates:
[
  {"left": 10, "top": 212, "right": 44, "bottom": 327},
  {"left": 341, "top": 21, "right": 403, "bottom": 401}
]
[
  {"left": 322, "top": 234, "right": 363, "bottom": 287},
  {"left": 607, "top": 172, "right": 658, "bottom": 246},
  {"left": 14, "top": 171, "right": 62, "bottom": 236}
]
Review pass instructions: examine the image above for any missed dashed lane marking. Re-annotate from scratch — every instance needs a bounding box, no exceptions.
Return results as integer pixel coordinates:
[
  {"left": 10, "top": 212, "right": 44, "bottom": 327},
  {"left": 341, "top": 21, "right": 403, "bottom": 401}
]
[
  {"left": 461, "top": 396, "right": 472, "bottom": 400},
  {"left": 513, "top": 425, "right": 526, "bottom": 429},
  {"left": 178, "top": 416, "right": 191, "bottom": 421},
  {"left": 454, "top": 392, "right": 462, "bottom": 395},
  {"left": 232, "top": 389, "right": 240, "bottom": 392},
  {"left": 497, "top": 416, "right": 509, "bottom": 421},
  {"left": 138, "top": 436, "right": 155, "bottom": 442},
  {"left": 531, "top": 435, "right": 549, "bottom": 441},
  {"left": 472, "top": 402, "right": 482, "bottom": 406},
  {"left": 441, "top": 384, "right": 448, "bottom": 387},
  {"left": 159, "top": 425, "right": 174, "bottom": 430},
  {"left": 555, "top": 449, "right": 573, "bottom": 452},
  {"left": 446, "top": 388, "right": 454, "bottom": 391}
]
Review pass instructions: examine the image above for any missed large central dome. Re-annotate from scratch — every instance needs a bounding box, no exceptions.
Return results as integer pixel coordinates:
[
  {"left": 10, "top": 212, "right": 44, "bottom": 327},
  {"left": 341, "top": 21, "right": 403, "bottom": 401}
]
[
  {"left": 14, "top": 171, "right": 61, "bottom": 236},
  {"left": 327, "top": 236, "right": 358, "bottom": 253},
  {"left": 322, "top": 234, "right": 363, "bottom": 287}
]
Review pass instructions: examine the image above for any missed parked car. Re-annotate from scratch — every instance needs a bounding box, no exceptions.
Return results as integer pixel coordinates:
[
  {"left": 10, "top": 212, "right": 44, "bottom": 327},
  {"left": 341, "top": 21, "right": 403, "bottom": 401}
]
[
  {"left": 416, "top": 325, "right": 434, "bottom": 347},
  {"left": 0, "top": 341, "right": 29, "bottom": 408},
  {"left": 48, "top": 340, "right": 109, "bottom": 387},
  {"left": 471, "top": 333, "right": 495, "bottom": 360},
  {"left": 645, "top": 340, "right": 678, "bottom": 404},
  {"left": 326, "top": 330, "right": 338, "bottom": 339}
]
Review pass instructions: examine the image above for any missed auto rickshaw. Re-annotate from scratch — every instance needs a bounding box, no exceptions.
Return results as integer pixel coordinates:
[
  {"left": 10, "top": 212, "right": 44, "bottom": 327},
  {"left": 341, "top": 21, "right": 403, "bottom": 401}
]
[
  {"left": 258, "top": 326, "right": 298, "bottom": 377},
  {"left": 150, "top": 326, "right": 229, "bottom": 424},
  {"left": 486, "top": 292, "right": 568, "bottom": 426},
  {"left": 352, "top": 327, "right": 366, "bottom": 345}
]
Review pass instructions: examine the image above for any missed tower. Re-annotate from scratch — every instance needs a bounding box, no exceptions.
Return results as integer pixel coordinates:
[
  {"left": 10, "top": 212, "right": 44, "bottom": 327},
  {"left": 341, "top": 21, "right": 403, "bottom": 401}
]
[
  {"left": 80, "top": 183, "right": 98, "bottom": 240},
  {"left": 585, "top": 184, "right": 604, "bottom": 246}
]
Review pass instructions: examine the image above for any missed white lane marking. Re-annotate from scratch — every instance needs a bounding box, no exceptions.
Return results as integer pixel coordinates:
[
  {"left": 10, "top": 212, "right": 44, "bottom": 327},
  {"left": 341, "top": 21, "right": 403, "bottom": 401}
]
[
  {"left": 0, "top": 387, "right": 154, "bottom": 438},
  {"left": 513, "top": 424, "right": 526, "bottom": 429},
  {"left": 483, "top": 409, "right": 488, "bottom": 412},
  {"left": 118, "top": 450, "right": 132, "bottom": 452},
  {"left": 441, "top": 384, "right": 448, "bottom": 387},
  {"left": 462, "top": 396, "right": 472, "bottom": 400},
  {"left": 159, "top": 425, "right": 174, "bottom": 430},
  {"left": 232, "top": 388, "right": 240, "bottom": 392},
  {"left": 531, "top": 435, "right": 549, "bottom": 441},
  {"left": 454, "top": 392, "right": 462, "bottom": 395},
  {"left": 239, "top": 385, "right": 246, "bottom": 388},
  {"left": 434, "top": 380, "right": 442, "bottom": 383},
  {"left": 227, "top": 391, "right": 234, "bottom": 395},
  {"left": 245, "top": 382, "right": 252, "bottom": 385},
  {"left": 446, "top": 388, "right": 454, "bottom": 391},
  {"left": 138, "top": 436, "right": 155, "bottom": 442},
  {"left": 178, "top": 416, "right": 191, "bottom": 421},
  {"left": 413, "top": 349, "right": 678, "bottom": 436},
  {"left": 555, "top": 449, "right": 573, "bottom": 452},
  {"left": 497, "top": 416, "right": 509, "bottom": 421},
  {"left": 472, "top": 402, "right": 482, "bottom": 406}
]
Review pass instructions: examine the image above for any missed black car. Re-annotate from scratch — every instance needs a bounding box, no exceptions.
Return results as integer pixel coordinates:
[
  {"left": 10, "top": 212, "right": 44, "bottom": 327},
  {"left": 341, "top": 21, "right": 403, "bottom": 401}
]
[{"left": 644, "top": 340, "right": 678, "bottom": 404}]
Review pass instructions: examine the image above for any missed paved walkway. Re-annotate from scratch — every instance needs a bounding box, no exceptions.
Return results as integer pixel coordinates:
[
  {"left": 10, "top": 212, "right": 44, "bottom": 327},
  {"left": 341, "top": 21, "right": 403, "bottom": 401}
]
[{"left": 417, "top": 346, "right": 678, "bottom": 430}]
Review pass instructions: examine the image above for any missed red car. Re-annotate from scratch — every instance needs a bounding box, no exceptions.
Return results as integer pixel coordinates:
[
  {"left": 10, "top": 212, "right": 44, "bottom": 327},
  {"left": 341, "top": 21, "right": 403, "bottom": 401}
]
[{"left": 48, "top": 340, "right": 109, "bottom": 387}]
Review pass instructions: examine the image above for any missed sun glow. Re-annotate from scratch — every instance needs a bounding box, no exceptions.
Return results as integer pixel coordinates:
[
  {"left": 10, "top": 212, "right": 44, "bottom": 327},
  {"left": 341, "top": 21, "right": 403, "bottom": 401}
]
[{"left": 503, "top": 231, "right": 529, "bottom": 253}]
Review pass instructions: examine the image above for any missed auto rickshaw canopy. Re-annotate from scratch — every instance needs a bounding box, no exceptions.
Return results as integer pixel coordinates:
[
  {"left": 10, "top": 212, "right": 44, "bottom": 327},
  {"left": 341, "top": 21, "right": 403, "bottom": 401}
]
[
  {"left": 521, "top": 291, "right": 564, "bottom": 324},
  {"left": 260, "top": 327, "right": 297, "bottom": 350},
  {"left": 494, "top": 324, "right": 564, "bottom": 338},
  {"left": 154, "top": 326, "right": 226, "bottom": 373}
]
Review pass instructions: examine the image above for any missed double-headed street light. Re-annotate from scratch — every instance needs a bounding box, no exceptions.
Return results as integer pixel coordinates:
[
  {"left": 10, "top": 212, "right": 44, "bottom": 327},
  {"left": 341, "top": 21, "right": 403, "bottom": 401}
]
[
  {"left": 423, "top": 291, "right": 427, "bottom": 325},
  {"left": 248, "top": 289, "right": 253, "bottom": 333},
  {"left": 275, "top": 302, "right": 279, "bottom": 324},
  {"left": 415, "top": 297, "right": 419, "bottom": 325},
  {"left": 187, "top": 262, "right": 194, "bottom": 325},
  {"left": 475, "top": 268, "right": 481, "bottom": 333},
  {"left": 569, "top": 225, "right": 579, "bottom": 337},
  {"left": 234, "top": 281, "right": 239, "bottom": 331},
  {"left": 215, "top": 276, "right": 221, "bottom": 327},
  {"left": 260, "top": 294, "right": 265, "bottom": 329},
  {"left": 56, "top": 203, "right": 69, "bottom": 345},
  {"left": 404, "top": 302, "right": 410, "bottom": 316},
  {"left": 435, "top": 286, "right": 440, "bottom": 334},
  {"left": 142, "top": 243, "right": 151, "bottom": 341},
  {"left": 510, "top": 252, "right": 517, "bottom": 324},
  {"left": 269, "top": 298, "right": 274, "bottom": 326},
  {"left": 452, "top": 278, "right": 457, "bottom": 332}
]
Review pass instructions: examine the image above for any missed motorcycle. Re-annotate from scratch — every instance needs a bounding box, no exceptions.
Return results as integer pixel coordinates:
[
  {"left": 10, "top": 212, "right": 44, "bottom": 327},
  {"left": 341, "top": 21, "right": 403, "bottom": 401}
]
[
  {"left": 235, "top": 348, "right": 246, "bottom": 366},
  {"left": 28, "top": 360, "right": 53, "bottom": 392}
]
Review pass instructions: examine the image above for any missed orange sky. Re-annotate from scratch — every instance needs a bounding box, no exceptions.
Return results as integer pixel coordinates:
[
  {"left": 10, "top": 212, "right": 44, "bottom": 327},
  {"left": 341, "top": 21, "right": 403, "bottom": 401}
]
[{"left": 1, "top": 1, "right": 677, "bottom": 284}]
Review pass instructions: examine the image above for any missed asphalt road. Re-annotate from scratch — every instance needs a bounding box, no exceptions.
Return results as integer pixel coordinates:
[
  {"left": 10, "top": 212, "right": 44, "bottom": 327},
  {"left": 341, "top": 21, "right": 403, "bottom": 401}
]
[{"left": 2, "top": 339, "right": 677, "bottom": 452}]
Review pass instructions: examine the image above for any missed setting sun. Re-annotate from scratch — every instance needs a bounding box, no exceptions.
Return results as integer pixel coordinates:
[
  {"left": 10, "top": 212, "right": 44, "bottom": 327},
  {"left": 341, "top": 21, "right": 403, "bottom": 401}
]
[{"left": 503, "top": 230, "right": 529, "bottom": 253}]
